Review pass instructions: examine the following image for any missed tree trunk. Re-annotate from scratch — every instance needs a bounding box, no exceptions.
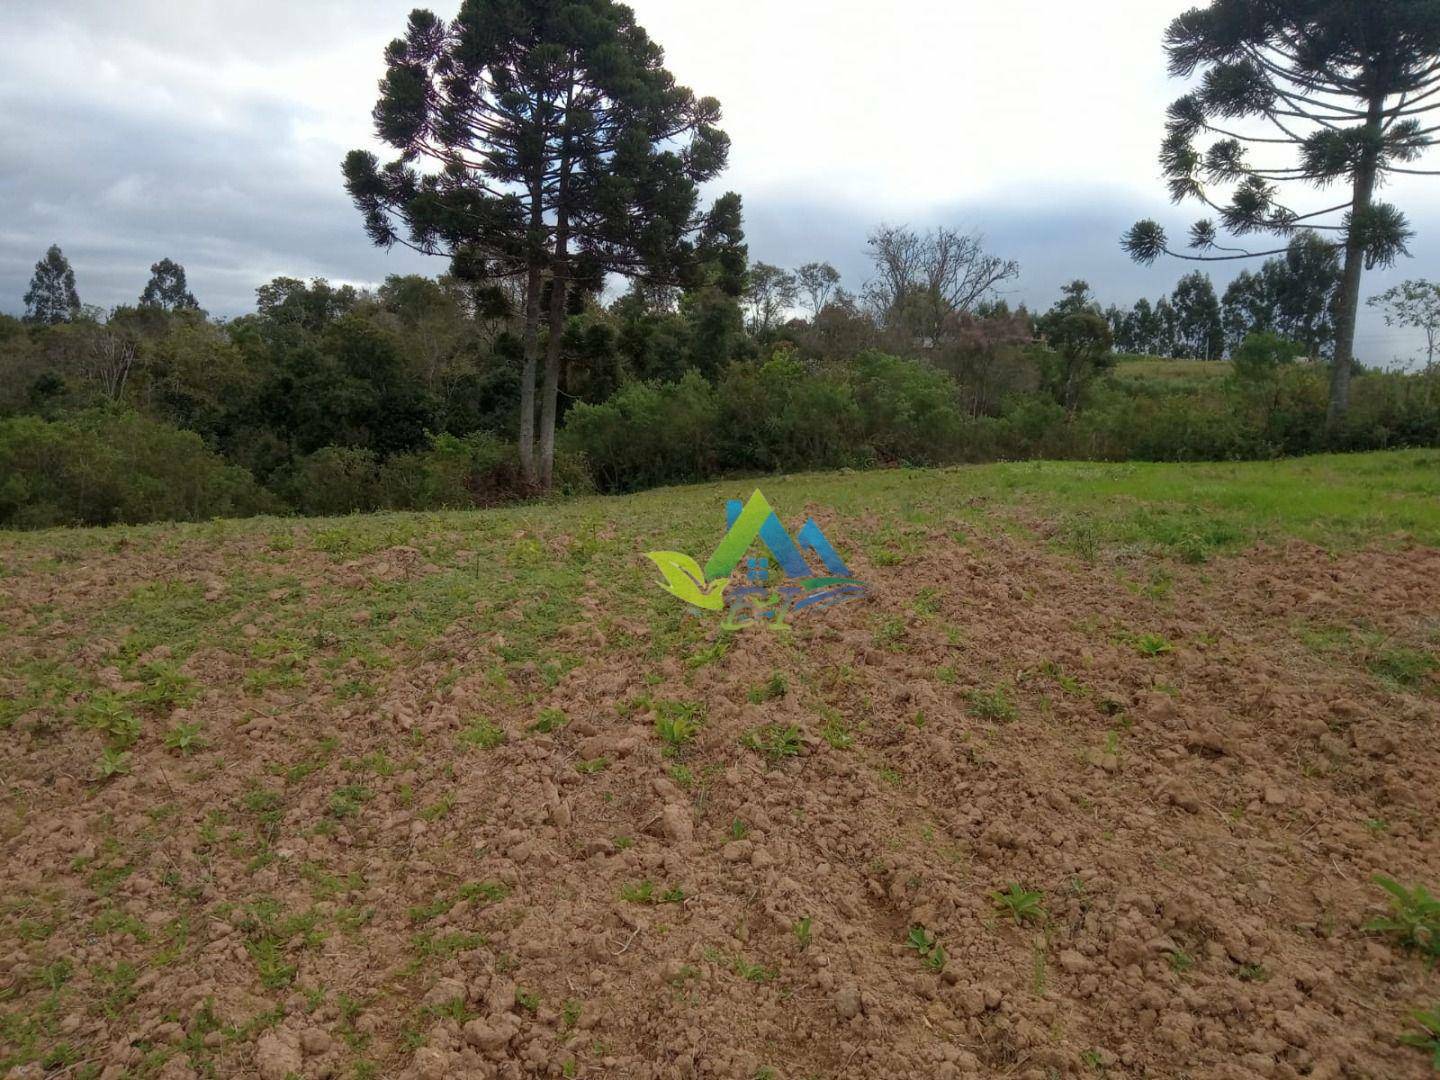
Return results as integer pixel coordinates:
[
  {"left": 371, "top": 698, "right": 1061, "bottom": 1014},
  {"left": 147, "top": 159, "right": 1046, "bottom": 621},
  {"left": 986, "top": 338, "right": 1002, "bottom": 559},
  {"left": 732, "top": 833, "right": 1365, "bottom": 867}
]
[
  {"left": 518, "top": 263, "right": 541, "bottom": 487},
  {"left": 539, "top": 71, "right": 576, "bottom": 493},
  {"left": 518, "top": 175, "right": 545, "bottom": 487},
  {"left": 1327, "top": 88, "right": 1387, "bottom": 431},
  {"left": 539, "top": 234, "right": 568, "bottom": 493}
]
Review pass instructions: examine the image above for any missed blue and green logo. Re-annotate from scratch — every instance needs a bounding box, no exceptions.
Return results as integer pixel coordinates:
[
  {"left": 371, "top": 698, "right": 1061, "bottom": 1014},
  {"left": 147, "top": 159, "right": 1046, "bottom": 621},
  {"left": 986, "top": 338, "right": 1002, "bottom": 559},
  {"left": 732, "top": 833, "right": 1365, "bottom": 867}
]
[{"left": 645, "top": 490, "right": 867, "bottom": 627}]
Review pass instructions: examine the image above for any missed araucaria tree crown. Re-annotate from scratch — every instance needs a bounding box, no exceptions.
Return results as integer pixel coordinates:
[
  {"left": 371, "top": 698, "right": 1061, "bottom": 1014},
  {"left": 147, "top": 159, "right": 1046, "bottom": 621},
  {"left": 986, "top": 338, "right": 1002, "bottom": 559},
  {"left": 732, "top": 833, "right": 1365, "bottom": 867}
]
[
  {"left": 342, "top": 0, "right": 742, "bottom": 489},
  {"left": 1122, "top": 0, "right": 1440, "bottom": 423}
]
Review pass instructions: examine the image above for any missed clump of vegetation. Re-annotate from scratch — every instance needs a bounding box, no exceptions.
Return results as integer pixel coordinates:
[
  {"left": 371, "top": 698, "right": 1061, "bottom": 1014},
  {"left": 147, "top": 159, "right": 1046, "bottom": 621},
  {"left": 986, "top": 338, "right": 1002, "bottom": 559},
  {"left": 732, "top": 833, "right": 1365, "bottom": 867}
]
[
  {"left": 95, "top": 748, "right": 132, "bottom": 780},
  {"left": 163, "top": 721, "right": 205, "bottom": 754},
  {"left": 905, "top": 925, "right": 947, "bottom": 972},
  {"left": 459, "top": 717, "right": 506, "bottom": 750},
  {"left": 992, "top": 884, "right": 1047, "bottom": 925},
  {"left": 528, "top": 707, "right": 568, "bottom": 734},
  {"left": 654, "top": 700, "right": 705, "bottom": 752},
  {"left": 1399, "top": 1002, "right": 1440, "bottom": 1070},
  {"left": 742, "top": 723, "right": 803, "bottom": 762},
  {"left": 967, "top": 685, "right": 1017, "bottom": 722},
  {"left": 1365, "top": 875, "right": 1439, "bottom": 963},
  {"left": 1133, "top": 633, "right": 1174, "bottom": 657},
  {"left": 793, "top": 916, "right": 813, "bottom": 949},
  {"left": 619, "top": 881, "right": 684, "bottom": 905},
  {"left": 747, "top": 671, "right": 789, "bottom": 703},
  {"left": 1366, "top": 646, "right": 1438, "bottom": 689}
]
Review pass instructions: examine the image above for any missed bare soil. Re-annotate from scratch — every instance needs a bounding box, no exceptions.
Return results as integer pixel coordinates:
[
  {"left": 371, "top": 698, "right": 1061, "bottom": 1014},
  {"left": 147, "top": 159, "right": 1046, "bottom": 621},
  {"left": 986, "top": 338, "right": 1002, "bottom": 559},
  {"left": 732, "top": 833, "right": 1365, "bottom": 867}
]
[{"left": 2, "top": 514, "right": 1438, "bottom": 1079}]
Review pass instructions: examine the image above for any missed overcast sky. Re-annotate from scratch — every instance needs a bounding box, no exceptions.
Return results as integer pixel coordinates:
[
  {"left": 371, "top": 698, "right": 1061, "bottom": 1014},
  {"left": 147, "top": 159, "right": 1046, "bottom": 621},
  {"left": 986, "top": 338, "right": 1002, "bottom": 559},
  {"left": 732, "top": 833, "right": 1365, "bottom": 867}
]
[{"left": 2, "top": 0, "right": 1436, "bottom": 364}]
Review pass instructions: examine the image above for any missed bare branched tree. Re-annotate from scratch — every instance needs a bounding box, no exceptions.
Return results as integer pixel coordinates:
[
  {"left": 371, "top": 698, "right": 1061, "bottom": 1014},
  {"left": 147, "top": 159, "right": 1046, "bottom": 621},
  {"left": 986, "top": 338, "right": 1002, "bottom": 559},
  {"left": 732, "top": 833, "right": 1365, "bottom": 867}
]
[
  {"left": 863, "top": 224, "right": 1019, "bottom": 344},
  {"left": 795, "top": 261, "right": 841, "bottom": 320}
]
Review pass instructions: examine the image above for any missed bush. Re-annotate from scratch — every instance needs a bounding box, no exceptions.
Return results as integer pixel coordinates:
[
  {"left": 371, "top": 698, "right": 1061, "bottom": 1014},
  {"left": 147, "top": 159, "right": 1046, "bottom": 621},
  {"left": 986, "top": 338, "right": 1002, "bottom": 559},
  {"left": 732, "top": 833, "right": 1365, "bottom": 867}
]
[
  {"left": 379, "top": 431, "right": 592, "bottom": 509},
  {"left": 716, "top": 352, "right": 864, "bottom": 472},
  {"left": 0, "top": 410, "right": 274, "bottom": 529},
  {"left": 561, "top": 372, "right": 721, "bottom": 491},
  {"left": 849, "top": 351, "right": 969, "bottom": 464},
  {"left": 280, "top": 433, "right": 595, "bottom": 515},
  {"left": 282, "top": 446, "right": 383, "bottom": 516}
]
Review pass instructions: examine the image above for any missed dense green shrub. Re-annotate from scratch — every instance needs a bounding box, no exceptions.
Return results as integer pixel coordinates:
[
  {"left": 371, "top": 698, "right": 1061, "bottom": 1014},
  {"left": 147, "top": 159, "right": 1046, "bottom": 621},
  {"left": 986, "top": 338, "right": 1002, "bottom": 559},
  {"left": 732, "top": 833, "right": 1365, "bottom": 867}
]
[
  {"left": 565, "top": 352, "right": 985, "bottom": 491},
  {"left": 850, "top": 351, "right": 970, "bottom": 464},
  {"left": 283, "top": 432, "right": 595, "bottom": 516},
  {"left": 281, "top": 446, "right": 382, "bottom": 516},
  {"left": 716, "top": 353, "right": 864, "bottom": 472},
  {"left": 562, "top": 372, "right": 722, "bottom": 491},
  {"left": 381, "top": 432, "right": 592, "bottom": 509},
  {"left": 0, "top": 410, "right": 274, "bottom": 528}
]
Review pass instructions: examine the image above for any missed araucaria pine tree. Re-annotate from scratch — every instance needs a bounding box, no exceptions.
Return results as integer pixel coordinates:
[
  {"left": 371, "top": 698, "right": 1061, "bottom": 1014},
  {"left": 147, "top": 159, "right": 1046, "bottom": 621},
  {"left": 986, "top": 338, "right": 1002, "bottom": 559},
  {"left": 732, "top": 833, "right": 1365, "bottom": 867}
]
[
  {"left": 343, "top": 0, "right": 742, "bottom": 489},
  {"left": 1122, "top": 1, "right": 1440, "bottom": 426},
  {"left": 23, "top": 244, "right": 81, "bottom": 325}
]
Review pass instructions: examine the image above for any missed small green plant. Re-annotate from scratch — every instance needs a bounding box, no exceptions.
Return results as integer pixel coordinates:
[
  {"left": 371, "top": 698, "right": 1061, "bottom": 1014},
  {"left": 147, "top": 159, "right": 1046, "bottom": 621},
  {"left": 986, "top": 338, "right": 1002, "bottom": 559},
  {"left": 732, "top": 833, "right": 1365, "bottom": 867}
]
[
  {"left": 514, "top": 988, "right": 540, "bottom": 1013},
  {"left": 1365, "top": 875, "right": 1440, "bottom": 962},
  {"left": 163, "top": 721, "right": 205, "bottom": 754},
  {"left": 1398, "top": 1002, "right": 1440, "bottom": 1070},
  {"left": 793, "top": 916, "right": 813, "bottom": 949},
  {"left": 96, "top": 747, "right": 132, "bottom": 780},
  {"left": 83, "top": 693, "right": 142, "bottom": 748},
  {"left": 420, "top": 793, "right": 455, "bottom": 822},
  {"left": 747, "top": 671, "right": 788, "bottom": 703},
  {"left": 904, "top": 925, "right": 947, "bottom": 972},
  {"left": 135, "top": 662, "right": 196, "bottom": 713},
  {"left": 459, "top": 880, "right": 508, "bottom": 905},
  {"left": 620, "top": 880, "right": 655, "bottom": 904},
  {"left": 992, "top": 884, "right": 1046, "bottom": 925},
  {"left": 1134, "top": 633, "right": 1174, "bottom": 657},
  {"left": 1169, "top": 949, "right": 1195, "bottom": 974},
  {"left": 819, "top": 715, "right": 854, "bottom": 750},
  {"left": 459, "top": 717, "right": 506, "bottom": 750},
  {"left": 561, "top": 999, "right": 582, "bottom": 1031},
  {"left": 1064, "top": 517, "right": 1100, "bottom": 562},
  {"left": 1236, "top": 962, "right": 1269, "bottom": 982},
  {"left": 872, "top": 616, "right": 906, "bottom": 649},
  {"left": 729, "top": 819, "right": 750, "bottom": 841},
  {"left": 575, "top": 757, "right": 610, "bottom": 775},
  {"left": 1174, "top": 531, "right": 1209, "bottom": 565},
  {"left": 967, "top": 685, "right": 1017, "bottom": 722},
  {"left": 328, "top": 783, "right": 371, "bottom": 819},
  {"left": 529, "top": 707, "right": 568, "bottom": 734},
  {"left": 742, "top": 723, "right": 802, "bottom": 762},
  {"left": 731, "top": 955, "right": 776, "bottom": 983},
  {"left": 654, "top": 700, "right": 704, "bottom": 751}
]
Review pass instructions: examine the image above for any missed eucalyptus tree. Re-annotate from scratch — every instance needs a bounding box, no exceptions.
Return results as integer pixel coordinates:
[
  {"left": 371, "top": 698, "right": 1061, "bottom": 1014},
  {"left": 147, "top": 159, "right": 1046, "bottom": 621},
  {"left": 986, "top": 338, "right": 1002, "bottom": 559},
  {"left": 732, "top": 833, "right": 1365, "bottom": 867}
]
[
  {"left": 344, "top": 0, "right": 741, "bottom": 489},
  {"left": 1122, "top": 0, "right": 1440, "bottom": 423},
  {"left": 139, "top": 258, "right": 200, "bottom": 312},
  {"left": 795, "top": 261, "right": 841, "bottom": 319},
  {"left": 744, "top": 262, "right": 797, "bottom": 337},
  {"left": 23, "top": 245, "right": 81, "bottom": 325},
  {"left": 1369, "top": 279, "right": 1440, "bottom": 366}
]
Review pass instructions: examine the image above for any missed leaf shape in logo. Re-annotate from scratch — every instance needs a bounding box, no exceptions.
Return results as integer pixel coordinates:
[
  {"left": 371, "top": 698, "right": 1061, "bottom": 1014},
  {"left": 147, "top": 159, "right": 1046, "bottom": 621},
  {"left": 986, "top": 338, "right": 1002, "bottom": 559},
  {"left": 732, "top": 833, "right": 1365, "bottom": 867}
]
[{"left": 644, "top": 551, "right": 725, "bottom": 611}]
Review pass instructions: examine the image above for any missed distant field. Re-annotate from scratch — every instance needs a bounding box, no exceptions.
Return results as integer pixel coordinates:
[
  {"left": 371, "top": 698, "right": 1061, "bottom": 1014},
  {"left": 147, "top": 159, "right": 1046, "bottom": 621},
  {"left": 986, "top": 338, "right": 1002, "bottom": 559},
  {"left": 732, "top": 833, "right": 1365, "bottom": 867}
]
[
  {"left": 1112, "top": 354, "right": 1234, "bottom": 381},
  {"left": 2, "top": 450, "right": 1438, "bottom": 1078}
]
